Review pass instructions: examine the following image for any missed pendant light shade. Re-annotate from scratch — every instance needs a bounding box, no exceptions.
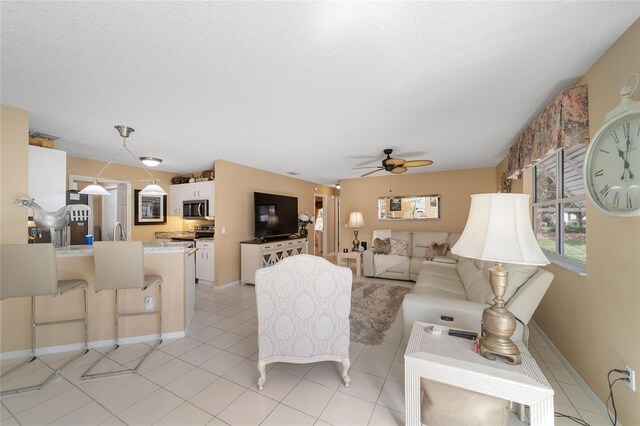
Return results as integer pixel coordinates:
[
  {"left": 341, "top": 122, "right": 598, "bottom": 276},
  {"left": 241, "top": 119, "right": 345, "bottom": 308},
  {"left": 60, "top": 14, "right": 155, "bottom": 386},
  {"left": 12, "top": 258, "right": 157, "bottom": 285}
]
[
  {"left": 139, "top": 157, "right": 162, "bottom": 167},
  {"left": 140, "top": 179, "right": 167, "bottom": 196},
  {"left": 79, "top": 179, "right": 110, "bottom": 196}
]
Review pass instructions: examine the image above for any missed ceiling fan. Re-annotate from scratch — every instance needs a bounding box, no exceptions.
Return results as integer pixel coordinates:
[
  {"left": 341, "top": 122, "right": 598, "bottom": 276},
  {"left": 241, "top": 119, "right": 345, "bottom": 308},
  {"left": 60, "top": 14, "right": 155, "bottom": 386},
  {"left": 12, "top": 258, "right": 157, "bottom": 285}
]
[{"left": 354, "top": 149, "right": 433, "bottom": 177}]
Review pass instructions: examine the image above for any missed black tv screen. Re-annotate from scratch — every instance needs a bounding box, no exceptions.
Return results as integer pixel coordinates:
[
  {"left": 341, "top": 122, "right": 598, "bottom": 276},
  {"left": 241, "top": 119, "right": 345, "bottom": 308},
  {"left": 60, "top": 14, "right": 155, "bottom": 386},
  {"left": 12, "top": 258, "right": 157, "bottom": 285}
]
[{"left": 254, "top": 192, "right": 298, "bottom": 239}]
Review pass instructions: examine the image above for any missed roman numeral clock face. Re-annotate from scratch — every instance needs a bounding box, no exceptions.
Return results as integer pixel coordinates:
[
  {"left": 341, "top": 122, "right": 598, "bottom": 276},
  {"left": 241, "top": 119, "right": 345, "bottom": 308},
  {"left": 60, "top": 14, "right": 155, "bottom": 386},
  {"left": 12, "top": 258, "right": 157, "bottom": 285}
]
[{"left": 585, "top": 112, "right": 640, "bottom": 216}]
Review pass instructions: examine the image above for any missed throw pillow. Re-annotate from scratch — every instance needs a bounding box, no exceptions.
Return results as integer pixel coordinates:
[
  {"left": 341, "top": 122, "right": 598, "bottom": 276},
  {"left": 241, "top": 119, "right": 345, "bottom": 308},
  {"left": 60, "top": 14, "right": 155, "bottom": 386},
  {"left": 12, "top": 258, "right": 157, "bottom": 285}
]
[
  {"left": 389, "top": 239, "right": 409, "bottom": 256},
  {"left": 425, "top": 242, "right": 448, "bottom": 260},
  {"left": 425, "top": 245, "right": 437, "bottom": 260},
  {"left": 373, "top": 238, "right": 391, "bottom": 255}
]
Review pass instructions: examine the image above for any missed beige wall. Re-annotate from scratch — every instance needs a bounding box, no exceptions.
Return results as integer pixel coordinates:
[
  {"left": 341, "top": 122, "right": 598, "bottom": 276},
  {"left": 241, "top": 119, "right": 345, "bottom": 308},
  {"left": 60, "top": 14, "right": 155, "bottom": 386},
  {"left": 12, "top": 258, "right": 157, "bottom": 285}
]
[
  {"left": 67, "top": 156, "right": 183, "bottom": 242},
  {"left": 338, "top": 167, "right": 497, "bottom": 250},
  {"left": 507, "top": 21, "right": 640, "bottom": 425},
  {"left": 0, "top": 105, "right": 29, "bottom": 245},
  {"left": 213, "top": 159, "right": 336, "bottom": 285}
]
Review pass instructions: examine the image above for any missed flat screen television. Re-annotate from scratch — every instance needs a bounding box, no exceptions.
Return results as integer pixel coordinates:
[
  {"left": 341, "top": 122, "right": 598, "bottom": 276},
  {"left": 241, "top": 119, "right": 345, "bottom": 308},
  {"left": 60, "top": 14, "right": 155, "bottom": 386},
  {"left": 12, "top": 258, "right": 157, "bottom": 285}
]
[{"left": 254, "top": 192, "right": 298, "bottom": 240}]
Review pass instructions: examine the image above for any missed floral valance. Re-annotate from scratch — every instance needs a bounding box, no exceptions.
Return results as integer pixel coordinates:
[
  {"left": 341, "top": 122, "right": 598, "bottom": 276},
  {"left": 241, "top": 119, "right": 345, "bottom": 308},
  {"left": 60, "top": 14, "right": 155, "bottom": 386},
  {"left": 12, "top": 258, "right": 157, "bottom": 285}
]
[{"left": 507, "top": 85, "right": 589, "bottom": 178}]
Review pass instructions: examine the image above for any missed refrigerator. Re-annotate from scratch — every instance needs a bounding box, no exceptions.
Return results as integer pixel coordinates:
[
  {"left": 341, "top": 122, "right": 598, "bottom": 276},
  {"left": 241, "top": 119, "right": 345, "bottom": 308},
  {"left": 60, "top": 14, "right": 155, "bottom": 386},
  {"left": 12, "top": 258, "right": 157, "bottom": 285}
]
[{"left": 66, "top": 190, "right": 90, "bottom": 245}]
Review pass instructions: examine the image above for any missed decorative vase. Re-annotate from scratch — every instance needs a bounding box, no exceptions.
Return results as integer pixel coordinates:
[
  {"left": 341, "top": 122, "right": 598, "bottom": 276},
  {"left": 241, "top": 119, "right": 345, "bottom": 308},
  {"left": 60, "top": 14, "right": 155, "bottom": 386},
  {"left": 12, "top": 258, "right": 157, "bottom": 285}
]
[{"left": 300, "top": 227, "right": 308, "bottom": 238}]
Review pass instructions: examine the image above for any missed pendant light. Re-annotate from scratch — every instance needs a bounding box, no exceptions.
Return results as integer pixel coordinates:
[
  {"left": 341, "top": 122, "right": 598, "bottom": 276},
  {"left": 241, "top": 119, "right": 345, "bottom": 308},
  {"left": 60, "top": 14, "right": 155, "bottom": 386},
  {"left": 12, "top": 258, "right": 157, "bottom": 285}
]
[{"left": 80, "top": 126, "right": 166, "bottom": 196}]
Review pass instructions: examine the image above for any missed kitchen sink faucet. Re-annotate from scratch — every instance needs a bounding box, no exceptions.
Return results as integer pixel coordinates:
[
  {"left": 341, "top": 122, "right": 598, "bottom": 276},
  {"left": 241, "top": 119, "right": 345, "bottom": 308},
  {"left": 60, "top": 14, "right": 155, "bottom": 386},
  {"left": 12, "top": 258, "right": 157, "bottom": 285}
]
[{"left": 113, "top": 222, "right": 125, "bottom": 241}]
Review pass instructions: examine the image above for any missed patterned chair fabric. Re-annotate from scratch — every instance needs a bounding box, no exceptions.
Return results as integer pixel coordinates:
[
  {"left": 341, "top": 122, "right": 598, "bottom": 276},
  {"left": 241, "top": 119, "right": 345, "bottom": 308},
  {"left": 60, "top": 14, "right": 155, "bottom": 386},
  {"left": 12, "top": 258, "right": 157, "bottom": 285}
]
[{"left": 255, "top": 254, "right": 352, "bottom": 390}]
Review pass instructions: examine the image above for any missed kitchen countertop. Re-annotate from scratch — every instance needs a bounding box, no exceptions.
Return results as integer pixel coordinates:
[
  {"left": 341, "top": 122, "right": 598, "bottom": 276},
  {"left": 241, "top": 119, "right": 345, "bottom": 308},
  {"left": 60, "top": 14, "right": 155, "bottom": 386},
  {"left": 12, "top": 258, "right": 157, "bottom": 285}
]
[
  {"left": 155, "top": 231, "right": 196, "bottom": 239},
  {"left": 55, "top": 242, "right": 193, "bottom": 257}
]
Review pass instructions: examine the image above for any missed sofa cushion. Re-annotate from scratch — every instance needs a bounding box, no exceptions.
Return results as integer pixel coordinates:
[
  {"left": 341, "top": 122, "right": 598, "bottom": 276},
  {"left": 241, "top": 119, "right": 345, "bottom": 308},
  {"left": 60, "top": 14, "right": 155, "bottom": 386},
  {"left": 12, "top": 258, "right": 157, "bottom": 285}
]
[
  {"left": 457, "top": 258, "right": 493, "bottom": 304},
  {"left": 390, "top": 238, "right": 409, "bottom": 256},
  {"left": 432, "top": 255, "right": 457, "bottom": 264},
  {"left": 412, "top": 284, "right": 467, "bottom": 300},
  {"left": 373, "top": 238, "right": 391, "bottom": 254},
  {"left": 390, "top": 231, "right": 412, "bottom": 256},
  {"left": 482, "top": 263, "right": 538, "bottom": 303},
  {"left": 412, "top": 232, "right": 448, "bottom": 259},
  {"left": 420, "top": 262, "right": 460, "bottom": 281}
]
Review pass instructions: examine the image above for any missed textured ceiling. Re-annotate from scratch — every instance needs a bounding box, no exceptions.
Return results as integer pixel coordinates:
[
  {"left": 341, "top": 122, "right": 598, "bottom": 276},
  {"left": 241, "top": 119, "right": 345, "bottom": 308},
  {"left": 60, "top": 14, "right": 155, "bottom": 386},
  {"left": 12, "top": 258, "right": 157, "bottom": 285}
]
[{"left": 2, "top": 2, "right": 639, "bottom": 184}]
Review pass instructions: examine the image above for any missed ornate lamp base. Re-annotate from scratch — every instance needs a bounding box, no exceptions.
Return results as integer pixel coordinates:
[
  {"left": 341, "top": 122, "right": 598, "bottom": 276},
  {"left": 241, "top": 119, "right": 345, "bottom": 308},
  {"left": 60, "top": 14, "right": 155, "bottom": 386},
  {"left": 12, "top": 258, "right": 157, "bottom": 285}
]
[
  {"left": 351, "top": 229, "right": 360, "bottom": 252},
  {"left": 479, "top": 263, "right": 522, "bottom": 365}
]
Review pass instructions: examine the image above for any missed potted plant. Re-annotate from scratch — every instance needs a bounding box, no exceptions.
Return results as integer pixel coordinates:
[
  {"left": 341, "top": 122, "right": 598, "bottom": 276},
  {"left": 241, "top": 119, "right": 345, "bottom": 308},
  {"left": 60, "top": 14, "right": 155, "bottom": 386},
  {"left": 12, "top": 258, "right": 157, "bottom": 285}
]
[{"left": 297, "top": 211, "right": 314, "bottom": 237}]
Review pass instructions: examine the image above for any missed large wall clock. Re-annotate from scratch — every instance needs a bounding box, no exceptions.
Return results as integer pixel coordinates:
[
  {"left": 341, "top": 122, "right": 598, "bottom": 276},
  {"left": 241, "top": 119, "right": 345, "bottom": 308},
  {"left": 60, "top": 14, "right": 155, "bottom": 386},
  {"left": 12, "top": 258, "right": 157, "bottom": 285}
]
[{"left": 584, "top": 74, "right": 640, "bottom": 216}]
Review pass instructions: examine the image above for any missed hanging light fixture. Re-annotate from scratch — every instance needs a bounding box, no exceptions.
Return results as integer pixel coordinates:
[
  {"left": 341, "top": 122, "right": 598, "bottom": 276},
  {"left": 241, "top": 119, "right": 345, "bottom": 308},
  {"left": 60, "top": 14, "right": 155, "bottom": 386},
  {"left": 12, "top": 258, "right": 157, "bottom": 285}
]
[
  {"left": 139, "top": 157, "right": 162, "bottom": 167},
  {"left": 80, "top": 126, "right": 166, "bottom": 196}
]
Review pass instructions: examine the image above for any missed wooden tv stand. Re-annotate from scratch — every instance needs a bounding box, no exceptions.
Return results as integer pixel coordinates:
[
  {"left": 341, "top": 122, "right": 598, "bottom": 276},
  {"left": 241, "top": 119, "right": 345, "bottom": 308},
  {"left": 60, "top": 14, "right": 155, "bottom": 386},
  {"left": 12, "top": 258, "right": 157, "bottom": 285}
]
[{"left": 240, "top": 237, "right": 308, "bottom": 285}]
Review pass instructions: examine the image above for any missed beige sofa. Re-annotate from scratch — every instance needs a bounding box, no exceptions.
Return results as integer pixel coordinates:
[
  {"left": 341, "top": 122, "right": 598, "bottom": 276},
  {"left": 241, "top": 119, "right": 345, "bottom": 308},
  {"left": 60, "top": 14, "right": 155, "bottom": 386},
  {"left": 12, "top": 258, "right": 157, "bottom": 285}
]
[
  {"left": 402, "top": 257, "right": 553, "bottom": 342},
  {"left": 363, "top": 231, "right": 461, "bottom": 281}
]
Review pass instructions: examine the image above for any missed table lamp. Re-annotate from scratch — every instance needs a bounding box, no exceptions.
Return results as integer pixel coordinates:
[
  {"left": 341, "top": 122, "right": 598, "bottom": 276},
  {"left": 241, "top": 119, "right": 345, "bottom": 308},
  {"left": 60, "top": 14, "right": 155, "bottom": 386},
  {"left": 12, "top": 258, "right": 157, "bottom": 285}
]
[
  {"left": 347, "top": 212, "right": 365, "bottom": 252},
  {"left": 451, "top": 193, "right": 549, "bottom": 364}
]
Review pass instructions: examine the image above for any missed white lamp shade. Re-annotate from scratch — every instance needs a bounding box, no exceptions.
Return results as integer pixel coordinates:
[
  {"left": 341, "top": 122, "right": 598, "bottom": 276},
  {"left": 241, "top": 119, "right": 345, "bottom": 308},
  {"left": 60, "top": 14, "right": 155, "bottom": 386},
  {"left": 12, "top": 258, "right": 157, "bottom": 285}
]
[
  {"left": 451, "top": 193, "right": 549, "bottom": 266},
  {"left": 79, "top": 180, "right": 110, "bottom": 196},
  {"left": 348, "top": 211, "right": 365, "bottom": 228},
  {"left": 140, "top": 182, "right": 167, "bottom": 196}
]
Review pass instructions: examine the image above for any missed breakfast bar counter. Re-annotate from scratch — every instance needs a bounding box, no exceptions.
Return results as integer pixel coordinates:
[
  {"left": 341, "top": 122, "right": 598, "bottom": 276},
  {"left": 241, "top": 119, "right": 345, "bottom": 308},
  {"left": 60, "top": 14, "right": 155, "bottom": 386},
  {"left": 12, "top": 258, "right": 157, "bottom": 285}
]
[{"left": 0, "top": 242, "right": 196, "bottom": 355}]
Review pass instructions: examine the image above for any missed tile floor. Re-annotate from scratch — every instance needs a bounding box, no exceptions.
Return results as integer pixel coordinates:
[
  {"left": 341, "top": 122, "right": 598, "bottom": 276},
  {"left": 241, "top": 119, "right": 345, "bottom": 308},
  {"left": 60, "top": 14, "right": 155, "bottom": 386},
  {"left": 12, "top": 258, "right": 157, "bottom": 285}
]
[{"left": 1, "top": 274, "right": 612, "bottom": 426}]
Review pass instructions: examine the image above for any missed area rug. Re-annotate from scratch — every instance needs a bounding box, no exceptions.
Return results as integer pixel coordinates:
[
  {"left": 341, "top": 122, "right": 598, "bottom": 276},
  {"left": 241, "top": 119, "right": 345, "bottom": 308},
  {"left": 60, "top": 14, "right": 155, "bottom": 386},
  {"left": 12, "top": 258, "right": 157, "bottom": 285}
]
[{"left": 350, "top": 281, "right": 411, "bottom": 345}]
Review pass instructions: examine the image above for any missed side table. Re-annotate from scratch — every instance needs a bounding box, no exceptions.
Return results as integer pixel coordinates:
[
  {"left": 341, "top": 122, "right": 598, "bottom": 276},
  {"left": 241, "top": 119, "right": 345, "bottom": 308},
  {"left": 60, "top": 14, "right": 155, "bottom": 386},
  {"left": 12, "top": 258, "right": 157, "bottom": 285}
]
[
  {"left": 404, "top": 322, "right": 554, "bottom": 426},
  {"left": 337, "top": 251, "right": 362, "bottom": 276}
]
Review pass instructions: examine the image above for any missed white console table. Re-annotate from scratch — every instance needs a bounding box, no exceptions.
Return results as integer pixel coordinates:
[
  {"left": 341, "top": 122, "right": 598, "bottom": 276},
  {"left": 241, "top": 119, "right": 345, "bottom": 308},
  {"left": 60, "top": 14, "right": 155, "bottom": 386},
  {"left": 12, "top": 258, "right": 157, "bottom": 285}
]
[
  {"left": 404, "top": 322, "right": 554, "bottom": 426},
  {"left": 240, "top": 238, "right": 308, "bottom": 285}
]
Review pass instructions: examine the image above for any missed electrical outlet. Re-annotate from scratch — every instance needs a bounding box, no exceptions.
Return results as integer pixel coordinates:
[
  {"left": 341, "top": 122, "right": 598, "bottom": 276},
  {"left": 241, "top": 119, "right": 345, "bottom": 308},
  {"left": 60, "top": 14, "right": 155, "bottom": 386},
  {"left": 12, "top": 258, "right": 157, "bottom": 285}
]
[{"left": 625, "top": 364, "right": 636, "bottom": 392}]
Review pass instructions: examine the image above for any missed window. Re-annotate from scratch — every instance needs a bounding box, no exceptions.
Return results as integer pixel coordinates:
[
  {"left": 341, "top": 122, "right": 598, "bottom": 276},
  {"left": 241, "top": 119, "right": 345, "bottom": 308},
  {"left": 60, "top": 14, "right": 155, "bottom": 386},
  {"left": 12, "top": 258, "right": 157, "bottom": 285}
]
[{"left": 533, "top": 143, "right": 587, "bottom": 266}]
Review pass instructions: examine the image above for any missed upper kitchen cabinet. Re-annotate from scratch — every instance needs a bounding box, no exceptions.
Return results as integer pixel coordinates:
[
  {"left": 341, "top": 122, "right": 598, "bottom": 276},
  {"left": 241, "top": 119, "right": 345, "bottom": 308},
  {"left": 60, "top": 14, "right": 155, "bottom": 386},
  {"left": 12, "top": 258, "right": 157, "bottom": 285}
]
[
  {"left": 169, "top": 180, "right": 215, "bottom": 217},
  {"left": 28, "top": 146, "right": 66, "bottom": 212}
]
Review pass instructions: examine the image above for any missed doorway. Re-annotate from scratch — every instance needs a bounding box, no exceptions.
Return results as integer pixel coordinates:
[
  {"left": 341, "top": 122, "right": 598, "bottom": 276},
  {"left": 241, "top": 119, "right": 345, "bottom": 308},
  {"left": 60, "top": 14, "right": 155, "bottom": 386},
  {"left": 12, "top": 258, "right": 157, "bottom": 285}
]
[
  {"left": 313, "top": 194, "right": 327, "bottom": 257},
  {"left": 69, "top": 175, "right": 131, "bottom": 242}
]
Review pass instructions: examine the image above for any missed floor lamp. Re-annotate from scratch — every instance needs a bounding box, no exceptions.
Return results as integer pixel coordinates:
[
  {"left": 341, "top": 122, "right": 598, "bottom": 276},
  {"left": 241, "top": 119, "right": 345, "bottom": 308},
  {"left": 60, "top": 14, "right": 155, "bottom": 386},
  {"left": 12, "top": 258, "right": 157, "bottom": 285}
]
[{"left": 451, "top": 193, "right": 549, "bottom": 364}]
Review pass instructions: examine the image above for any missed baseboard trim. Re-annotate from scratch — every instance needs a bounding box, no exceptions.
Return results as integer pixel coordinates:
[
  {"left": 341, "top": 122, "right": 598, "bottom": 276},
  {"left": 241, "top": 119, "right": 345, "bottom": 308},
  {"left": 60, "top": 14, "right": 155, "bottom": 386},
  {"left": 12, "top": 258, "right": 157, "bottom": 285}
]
[
  {"left": 0, "top": 331, "right": 185, "bottom": 361},
  {"left": 530, "top": 321, "right": 614, "bottom": 422},
  {"left": 216, "top": 280, "right": 240, "bottom": 290}
]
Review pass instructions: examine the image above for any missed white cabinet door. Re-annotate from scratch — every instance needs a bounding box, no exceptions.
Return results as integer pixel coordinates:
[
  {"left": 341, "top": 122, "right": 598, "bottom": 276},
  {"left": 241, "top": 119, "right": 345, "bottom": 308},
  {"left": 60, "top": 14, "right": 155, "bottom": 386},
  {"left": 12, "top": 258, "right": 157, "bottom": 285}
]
[
  {"left": 28, "top": 146, "right": 66, "bottom": 212},
  {"left": 169, "top": 181, "right": 215, "bottom": 216},
  {"left": 169, "top": 184, "right": 186, "bottom": 216},
  {"left": 196, "top": 248, "right": 214, "bottom": 282}
]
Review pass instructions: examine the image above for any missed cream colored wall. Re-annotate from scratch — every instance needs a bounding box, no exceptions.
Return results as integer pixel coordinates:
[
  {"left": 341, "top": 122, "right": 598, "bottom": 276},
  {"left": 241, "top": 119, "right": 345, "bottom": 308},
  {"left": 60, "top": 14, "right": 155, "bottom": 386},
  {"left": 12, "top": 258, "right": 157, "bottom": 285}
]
[
  {"left": 339, "top": 167, "right": 497, "bottom": 251},
  {"left": 67, "top": 156, "right": 183, "bottom": 242},
  {"left": 213, "top": 159, "right": 336, "bottom": 286},
  {"left": 0, "top": 105, "right": 29, "bottom": 244},
  {"left": 504, "top": 21, "right": 640, "bottom": 425}
]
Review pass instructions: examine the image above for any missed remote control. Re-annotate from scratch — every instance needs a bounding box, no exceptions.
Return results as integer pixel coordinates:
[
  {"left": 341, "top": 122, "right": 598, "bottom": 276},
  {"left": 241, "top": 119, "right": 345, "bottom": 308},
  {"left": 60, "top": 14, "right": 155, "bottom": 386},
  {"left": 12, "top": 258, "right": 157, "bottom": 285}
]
[{"left": 448, "top": 329, "right": 478, "bottom": 340}]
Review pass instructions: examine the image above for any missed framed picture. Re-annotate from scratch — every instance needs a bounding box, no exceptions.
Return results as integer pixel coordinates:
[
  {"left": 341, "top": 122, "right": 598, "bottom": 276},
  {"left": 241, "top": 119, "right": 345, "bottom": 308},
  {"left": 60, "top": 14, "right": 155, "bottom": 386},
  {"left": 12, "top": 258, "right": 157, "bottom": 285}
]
[
  {"left": 134, "top": 190, "right": 167, "bottom": 225},
  {"left": 390, "top": 197, "right": 402, "bottom": 211}
]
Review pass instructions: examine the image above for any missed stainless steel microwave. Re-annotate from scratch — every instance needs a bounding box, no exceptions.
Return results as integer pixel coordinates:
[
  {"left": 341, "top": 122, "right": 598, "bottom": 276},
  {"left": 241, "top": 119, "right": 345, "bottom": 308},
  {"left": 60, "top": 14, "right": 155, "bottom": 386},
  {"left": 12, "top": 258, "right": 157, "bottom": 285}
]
[{"left": 183, "top": 200, "right": 209, "bottom": 219}]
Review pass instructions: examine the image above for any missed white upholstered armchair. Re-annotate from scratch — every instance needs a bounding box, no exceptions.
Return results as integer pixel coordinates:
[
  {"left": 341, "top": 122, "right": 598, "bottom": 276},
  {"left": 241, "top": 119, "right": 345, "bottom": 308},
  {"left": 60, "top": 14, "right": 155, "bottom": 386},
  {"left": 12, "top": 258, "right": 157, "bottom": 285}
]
[{"left": 255, "top": 254, "right": 352, "bottom": 391}]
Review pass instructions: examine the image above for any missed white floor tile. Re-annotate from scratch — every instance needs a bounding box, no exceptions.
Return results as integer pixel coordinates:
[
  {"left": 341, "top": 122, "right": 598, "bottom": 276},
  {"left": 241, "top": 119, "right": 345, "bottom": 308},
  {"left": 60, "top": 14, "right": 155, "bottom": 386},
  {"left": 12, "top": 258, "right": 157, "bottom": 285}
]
[
  {"left": 200, "top": 351, "right": 246, "bottom": 376},
  {"left": 545, "top": 361, "right": 578, "bottom": 385},
  {"left": 282, "top": 379, "right": 335, "bottom": 418},
  {"left": 155, "top": 402, "right": 214, "bottom": 426},
  {"left": 213, "top": 318, "right": 246, "bottom": 332},
  {"left": 159, "top": 337, "right": 203, "bottom": 357},
  {"left": 94, "top": 376, "right": 159, "bottom": 414},
  {"left": 304, "top": 361, "right": 344, "bottom": 390},
  {"left": 362, "top": 341, "right": 400, "bottom": 360},
  {"left": 15, "top": 387, "right": 91, "bottom": 425},
  {"left": 216, "top": 306, "right": 245, "bottom": 317},
  {"left": 352, "top": 353, "right": 393, "bottom": 378},
  {"left": 1, "top": 402, "right": 12, "bottom": 421},
  {"left": 250, "top": 367, "right": 301, "bottom": 401},
  {"left": 217, "top": 389, "right": 278, "bottom": 425},
  {"left": 231, "top": 310, "right": 257, "bottom": 322},
  {"left": 2, "top": 375, "right": 73, "bottom": 414},
  {"left": 49, "top": 402, "right": 111, "bottom": 425},
  {"left": 337, "top": 370, "right": 384, "bottom": 403},
  {"left": 547, "top": 378, "right": 572, "bottom": 406},
  {"left": 190, "top": 326, "right": 227, "bottom": 343},
  {"left": 577, "top": 408, "right": 612, "bottom": 426},
  {"left": 368, "top": 404, "right": 404, "bottom": 426},
  {"left": 377, "top": 380, "right": 405, "bottom": 413},
  {"left": 319, "top": 391, "right": 375, "bottom": 426},
  {"left": 224, "top": 359, "right": 265, "bottom": 388},
  {"left": 119, "top": 388, "right": 183, "bottom": 426},
  {"left": 144, "top": 357, "right": 194, "bottom": 386},
  {"left": 209, "top": 332, "right": 246, "bottom": 350},
  {"left": 559, "top": 381, "right": 601, "bottom": 413},
  {"left": 227, "top": 337, "right": 259, "bottom": 357},
  {"left": 1, "top": 417, "right": 19, "bottom": 426},
  {"left": 179, "top": 343, "right": 223, "bottom": 366},
  {"left": 261, "top": 403, "right": 316, "bottom": 426},
  {"left": 133, "top": 348, "right": 176, "bottom": 374},
  {"left": 189, "top": 378, "right": 246, "bottom": 416},
  {"left": 165, "top": 367, "right": 219, "bottom": 400},
  {"left": 274, "top": 362, "right": 315, "bottom": 377},
  {"left": 386, "top": 361, "right": 404, "bottom": 383},
  {"left": 228, "top": 322, "right": 258, "bottom": 337},
  {"left": 101, "top": 416, "right": 127, "bottom": 425}
]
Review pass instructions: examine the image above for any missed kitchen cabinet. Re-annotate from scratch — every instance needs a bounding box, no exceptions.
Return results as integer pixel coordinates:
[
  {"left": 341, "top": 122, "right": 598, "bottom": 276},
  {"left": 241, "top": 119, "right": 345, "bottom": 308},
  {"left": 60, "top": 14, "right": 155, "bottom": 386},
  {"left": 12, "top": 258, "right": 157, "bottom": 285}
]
[
  {"left": 28, "top": 146, "right": 66, "bottom": 212},
  {"left": 196, "top": 239, "right": 214, "bottom": 284},
  {"left": 185, "top": 246, "right": 197, "bottom": 326},
  {"left": 169, "top": 181, "right": 215, "bottom": 217}
]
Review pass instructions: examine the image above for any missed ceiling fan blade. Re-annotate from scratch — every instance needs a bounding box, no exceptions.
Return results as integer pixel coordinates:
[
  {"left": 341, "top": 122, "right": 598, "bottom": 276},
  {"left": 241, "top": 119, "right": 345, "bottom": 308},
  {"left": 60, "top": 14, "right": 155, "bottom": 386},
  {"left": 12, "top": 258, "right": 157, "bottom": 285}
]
[
  {"left": 352, "top": 166, "right": 382, "bottom": 170},
  {"left": 361, "top": 168, "right": 385, "bottom": 177},
  {"left": 390, "top": 166, "right": 407, "bottom": 174},
  {"left": 402, "top": 160, "right": 433, "bottom": 167},
  {"left": 385, "top": 158, "right": 405, "bottom": 166}
]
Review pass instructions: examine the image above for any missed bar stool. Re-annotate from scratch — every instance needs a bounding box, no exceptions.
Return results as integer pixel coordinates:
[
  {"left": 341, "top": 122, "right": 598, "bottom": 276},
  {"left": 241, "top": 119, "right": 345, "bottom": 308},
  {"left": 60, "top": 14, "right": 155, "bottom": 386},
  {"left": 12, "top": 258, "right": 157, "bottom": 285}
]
[
  {"left": 82, "top": 241, "right": 162, "bottom": 379},
  {"left": 0, "top": 244, "right": 88, "bottom": 396}
]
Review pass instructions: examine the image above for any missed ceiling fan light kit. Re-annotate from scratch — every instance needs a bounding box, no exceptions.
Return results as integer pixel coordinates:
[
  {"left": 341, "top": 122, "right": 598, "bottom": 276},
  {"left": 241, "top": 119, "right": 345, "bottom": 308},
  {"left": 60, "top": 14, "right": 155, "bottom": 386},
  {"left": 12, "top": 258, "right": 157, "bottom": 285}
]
[{"left": 355, "top": 148, "right": 433, "bottom": 177}]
